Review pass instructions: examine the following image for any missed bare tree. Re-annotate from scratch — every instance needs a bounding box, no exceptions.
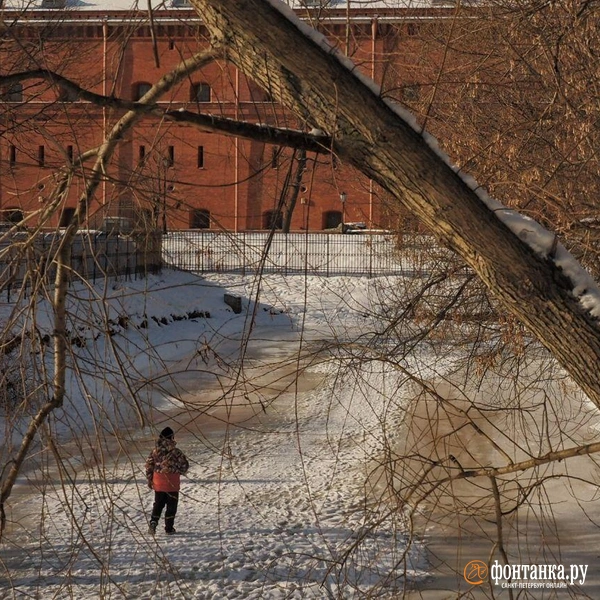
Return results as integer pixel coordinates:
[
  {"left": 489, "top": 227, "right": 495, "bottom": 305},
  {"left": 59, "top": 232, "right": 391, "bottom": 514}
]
[
  {"left": 2, "top": 1, "right": 600, "bottom": 597},
  {"left": 188, "top": 0, "right": 600, "bottom": 405}
]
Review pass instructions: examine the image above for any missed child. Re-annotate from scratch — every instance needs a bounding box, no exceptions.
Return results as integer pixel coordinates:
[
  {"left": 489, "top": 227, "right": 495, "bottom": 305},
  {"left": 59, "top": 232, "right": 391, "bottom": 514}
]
[{"left": 145, "top": 426, "right": 189, "bottom": 535}]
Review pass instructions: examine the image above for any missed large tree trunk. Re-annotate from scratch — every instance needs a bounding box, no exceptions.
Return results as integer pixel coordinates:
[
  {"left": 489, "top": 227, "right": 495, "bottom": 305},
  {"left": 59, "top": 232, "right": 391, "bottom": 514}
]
[{"left": 195, "top": 0, "right": 600, "bottom": 406}]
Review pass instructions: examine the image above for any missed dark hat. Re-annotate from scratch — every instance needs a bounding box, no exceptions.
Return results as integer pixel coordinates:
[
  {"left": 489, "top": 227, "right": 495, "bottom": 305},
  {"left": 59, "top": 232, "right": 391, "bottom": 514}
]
[{"left": 159, "top": 426, "right": 174, "bottom": 439}]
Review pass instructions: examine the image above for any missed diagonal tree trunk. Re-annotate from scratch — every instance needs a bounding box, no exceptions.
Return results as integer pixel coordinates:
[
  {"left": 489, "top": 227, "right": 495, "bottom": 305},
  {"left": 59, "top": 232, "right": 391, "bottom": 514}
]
[{"left": 192, "top": 0, "right": 600, "bottom": 406}]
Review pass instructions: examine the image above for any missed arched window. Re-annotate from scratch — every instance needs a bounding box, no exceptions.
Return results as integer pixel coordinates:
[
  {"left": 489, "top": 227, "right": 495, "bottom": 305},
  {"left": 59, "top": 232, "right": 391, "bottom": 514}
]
[
  {"left": 263, "top": 210, "right": 282, "bottom": 230},
  {"left": 3, "top": 83, "right": 23, "bottom": 103},
  {"left": 134, "top": 82, "right": 152, "bottom": 100},
  {"left": 323, "top": 210, "right": 342, "bottom": 230},
  {"left": 191, "top": 82, "right": 211, "bottom": 103},
  {"left": 3, "top": 208, "right": 23, "bottom": 225},
  {"left": 190, "top": 209, "right": 210, "bottom": 229},
  {"left": 59, "top": 208, "right": 76, "bottom": 227},
  {"left": 58, "top": 86, "right": 78, "bottom": 102}
]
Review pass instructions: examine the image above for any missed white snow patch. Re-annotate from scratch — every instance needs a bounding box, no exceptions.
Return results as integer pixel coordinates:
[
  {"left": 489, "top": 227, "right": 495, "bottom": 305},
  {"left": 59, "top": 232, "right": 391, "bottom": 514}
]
[{"left": 1, "top": 270, "right": 436, "bottom": 598}]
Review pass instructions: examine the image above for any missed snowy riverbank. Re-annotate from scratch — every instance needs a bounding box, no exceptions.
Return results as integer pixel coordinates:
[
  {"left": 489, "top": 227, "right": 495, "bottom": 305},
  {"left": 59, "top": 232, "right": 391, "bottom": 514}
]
[{"left": 1, "top": 269, "right": 436, "bottom": 598}]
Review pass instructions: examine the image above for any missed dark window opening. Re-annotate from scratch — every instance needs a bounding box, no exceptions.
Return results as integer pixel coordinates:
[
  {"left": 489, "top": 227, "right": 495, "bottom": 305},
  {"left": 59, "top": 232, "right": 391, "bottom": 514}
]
[
  {"left": 263, "top": 209, "right": 283, "bottom": 230},
  {"left": 167, "top": 145, "right": 175, "bottom": 166},
  {"left": 38, "top": 145, "right": 45, "bottom": 167},
  {"left": 3, "top": 83, "right": 23, "bottom": 103},
  {"left": 190, "top": 209, "right": 210, "bottom": 229},
  {"left": 9, "top": 145, "right": 16, "bottom": 165},
  {"left": 197, "top": 145, "right": 204, "bottom": 168},
  {"left": 139, "top": 145, "right": 146, "bottom": 165},
  {"left": 134, "top": 82, "right": 152, "bottom": 100},
  {"left": 323, "top": 210, "right": 342, "bottom": 229},
  {"left": 67, "top": 145, "right": 74, "bottom": 162},
  {"left": 59, "top": 207, "right": 76, "bottom": 227},
  {"left": 5, "top": 208, "right": 23, "bottom": 224},
  {"left": 191, "top": 82, "right": 211, "bottom": 103},
  {"left": 58, "top": 86, "right": 78, "bottom": 102}
]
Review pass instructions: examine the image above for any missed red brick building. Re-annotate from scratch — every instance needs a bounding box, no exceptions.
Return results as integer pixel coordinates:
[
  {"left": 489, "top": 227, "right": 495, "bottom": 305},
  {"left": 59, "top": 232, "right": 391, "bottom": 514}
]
[{"left": 0, "top": 1, "right": 462, "bottom": 233}]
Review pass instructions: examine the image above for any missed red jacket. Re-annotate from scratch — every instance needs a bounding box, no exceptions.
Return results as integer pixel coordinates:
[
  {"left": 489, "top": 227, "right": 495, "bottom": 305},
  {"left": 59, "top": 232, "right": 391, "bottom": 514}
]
[
  {"left": 152, "top": 472, "right": 182, "bottom": 493},
  {"left": 145, "top": 437, "right": 189, "bottom": 492}
]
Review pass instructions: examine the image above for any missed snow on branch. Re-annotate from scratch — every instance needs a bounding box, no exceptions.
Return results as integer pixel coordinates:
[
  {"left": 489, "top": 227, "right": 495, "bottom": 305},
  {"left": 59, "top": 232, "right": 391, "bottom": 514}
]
[
  {"left": 266, "top": 0, "right": 600, "bottom": 319},
  {"left": 164, "top": 110, "right": 331, "bottom": 152}
]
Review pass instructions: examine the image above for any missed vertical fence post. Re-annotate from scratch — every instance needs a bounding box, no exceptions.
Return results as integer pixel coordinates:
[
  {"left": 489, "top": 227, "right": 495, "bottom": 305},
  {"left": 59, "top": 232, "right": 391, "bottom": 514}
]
[
  {"left": 284, "top": 233, "right": 288, "bottom": 276},
  {"left": 199, "top": 231, "right": 202, "bottom": 273},
  {"left": 115, "top": 235, "right": 120, "bottom": 280},
  {"left": 242, "top": 231, "right": 246, "bottom": 277},
  {"left": 205, "top": 231, "right": 209, "bottom": 273},
  {"left": 93, "top": 234, "right": 97, "bottom": 284}
]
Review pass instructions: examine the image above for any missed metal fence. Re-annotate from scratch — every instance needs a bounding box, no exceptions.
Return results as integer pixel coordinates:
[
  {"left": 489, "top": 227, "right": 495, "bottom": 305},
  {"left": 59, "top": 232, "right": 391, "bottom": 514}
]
[
  {"left": 1, "top": 229, "right": 422, "bottom": 303},
  {"left": 162, "top": 231, "right": 412, "bottom": 277},
  {"left": 0, "top": 231, "right": 161, "bottom": 302}
]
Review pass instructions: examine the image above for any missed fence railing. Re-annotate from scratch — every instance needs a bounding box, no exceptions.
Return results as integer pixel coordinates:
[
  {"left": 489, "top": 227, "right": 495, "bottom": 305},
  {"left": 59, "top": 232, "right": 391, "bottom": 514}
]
[
  {"left": 0, "top": 231, "right": 161, "bottom": 302},
  {"left": 1, "top": 229, "right": 425, "bottom": 303},
  {"left": 162, "top": 231, "right": 413, "bottom": 277}
]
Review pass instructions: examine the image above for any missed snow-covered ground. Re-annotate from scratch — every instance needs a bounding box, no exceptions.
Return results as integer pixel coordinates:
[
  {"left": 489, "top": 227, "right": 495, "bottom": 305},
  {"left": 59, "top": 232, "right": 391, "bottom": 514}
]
[
  {"left": 3, "top": 267, "right": 600, "bottom": 599},
  {"left": 0, "top": 269, "right": 443, "bottom": 599}
]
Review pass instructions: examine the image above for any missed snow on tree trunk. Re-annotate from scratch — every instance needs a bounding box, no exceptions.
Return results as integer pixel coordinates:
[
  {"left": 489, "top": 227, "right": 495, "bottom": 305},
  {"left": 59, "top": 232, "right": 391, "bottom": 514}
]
[{"left": 194, "top": 0, "right": 600, "bottom": 406}]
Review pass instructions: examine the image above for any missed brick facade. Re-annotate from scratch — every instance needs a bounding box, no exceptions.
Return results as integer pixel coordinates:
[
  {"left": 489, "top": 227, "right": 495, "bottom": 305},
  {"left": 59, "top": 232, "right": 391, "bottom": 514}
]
[{"left": 0, "top": 5, "right": 454, "bottom": 233}]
